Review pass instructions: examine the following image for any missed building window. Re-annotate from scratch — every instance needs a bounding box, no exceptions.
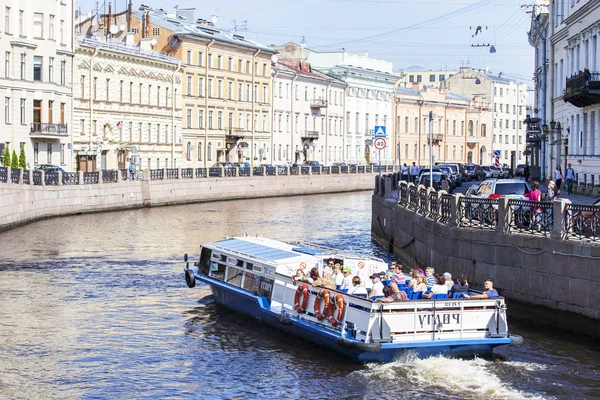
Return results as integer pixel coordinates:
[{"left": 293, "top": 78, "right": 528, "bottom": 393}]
[
  {"left": 417, "top": 75, "right": 422, "bottom": 83},
  {"left": 186, "top": 142, "right": 191, "bottom": 161},
  {"left": 60, "top": 60, "right": 66, "bottom": 85},
  {"left": 5, "top": 52, "right": 10, "bottom": 78},
  {"left": 409, "top": 75, "right": 414, "bottom": 82},
  {"left": 186, "top": 109, "right": 192, "bottom": 128},
  {"left": 208, "top": 111, "right": 213, "bottom": 129},
  {"left": 60, "top": 20, "right": 65, "bottom": 44},
  {"left": 217, "top": 111, "right": 222, "bottom": 129},
  {"left": 198, "top": 77, "right": 204, "bottom": 97},
  {"left": 198, "top": 110, "right": 203, "bottom": 129},
  {"left": 207, "top": 78, "right": 212, "bottom": 97},
  {"left": 429, "top": 74, "right": 435, "bottom": 82},
  {"left": 228, "top": 81, "right": 233, "bottom": 100},
  {"left": 33, "top": 56, "right": 42, "bottom": 81},
  {"left": 48, "top": 57, "right": 54, "bottom": 82},
  {"left": 20, "top": 98, "right": 25, "bottom": 124},
  {"left": 198, "top": 52, "right": 203, "bottom": 66},
  {"left": 46, "top": 143, "right": 52, "bottom": 163},
  {"left": 207, "top": 53, "right": 212, "bottom": 67},
  {"left": 217, "top": 55, "right": 222, "bottom": 69},
  {"left": 49, "top": 15, "right": 55, "bottom": 40},
  {"left": 34, "top": 143, "right": 38, "bottom": 163},
  {"left": 198, "top": 142, "right": 202, "bottom": 161},
  {"left": 228, "top": 57, "right": 233, "bottom": 71},
  {"left": 217, "top": 80, "right": 222, "bottom": 98},
  {"left": 152, "top": 27, "right": 160, "bottom": 36},
  {"left": 60, "top": 103, "right": 65, "bottom": 124},
  {"left": 5, "top": 7, "right": 11, "bottom": 34},
  {"left": 48, "top": 100, "right": 53, "bottom": 123},
  {"left": 186, "top": 51, "right": 192, "bottom": 65},
  {"left": 60, "top": 144, "right": 64, "bottom": 165},
  {"left": 20, "top": 53, "right": 26, "bottom": 80},
  {"left": 207, "top": 143, "right": 212, "bottom": 161},
  {"left": 33, "top": 13, "right": 43, "bottom": 38},
  {"left": 439, "top": 74, "right": 445, "bottom": 81},
  {"left": 4, "top": 97, "right": 9, "bottom": 124},
  {"left": 19, "top": 10, "right": 24, "bottom": 36}
]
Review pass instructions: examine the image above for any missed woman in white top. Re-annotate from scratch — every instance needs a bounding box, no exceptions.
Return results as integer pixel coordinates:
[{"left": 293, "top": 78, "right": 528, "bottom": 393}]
[
  {"left": 423, "top": 274, "right": 449, "bottom": 298},
  {"left": 347, "top": 276, "right": 368, "bottom": 296},
  {"left": 554, "top": 167, "right": 562, "bottom": 197}
]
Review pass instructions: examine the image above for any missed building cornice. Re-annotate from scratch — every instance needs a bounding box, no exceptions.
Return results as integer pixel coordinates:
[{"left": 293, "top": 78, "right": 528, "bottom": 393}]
[{"left": 10, "top": 39, "right": 37, "bottom": 50}]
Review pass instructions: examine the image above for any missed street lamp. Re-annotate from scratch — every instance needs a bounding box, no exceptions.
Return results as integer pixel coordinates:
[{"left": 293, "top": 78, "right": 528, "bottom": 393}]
[{"left": 428, "top": 110, "right": 434, "bottom": 189}]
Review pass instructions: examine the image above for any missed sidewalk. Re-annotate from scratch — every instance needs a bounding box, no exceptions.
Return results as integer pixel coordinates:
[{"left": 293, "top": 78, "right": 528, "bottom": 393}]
[{"left": 540, "top": 184, "right": 597, "bottom": 205}]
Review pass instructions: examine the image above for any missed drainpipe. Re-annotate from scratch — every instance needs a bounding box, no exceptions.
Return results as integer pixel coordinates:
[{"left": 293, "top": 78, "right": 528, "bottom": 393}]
[
  {"left": 204, "top": 39, "right": 214, "bottom": 167},
  {"left": 290, "top": 73, "right": 297, "bottom": 164},
  {"left": 89, "top": 47, "right": 99, "bottom": 165},
  {"left": 171, "top": 61, "right": 181, "bottom": 167},
  {"left": 251, "top": 49, "right": 261, "bottom": 166},
  {"left": 464, "top": 107, "right": 469, "bottom": 163},
  {"left": 342, "top": 85, "right": 347, "bottom": 162},
  {"left": 325, "top": 81, "right": 331, "bottom": 166}
]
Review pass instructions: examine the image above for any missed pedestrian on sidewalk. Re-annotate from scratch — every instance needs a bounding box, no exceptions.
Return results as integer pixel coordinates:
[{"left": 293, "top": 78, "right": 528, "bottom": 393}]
[
  {"left": 401, "top": 163, "right": 409, "bottom": 182},
  {"left": 129, "top": 163, "right": 135, "bottom": 181},
  {"left": 524, "top": 163, "right": 530, "bottom": 182},
  {"left": 566, "top": 163, "right": 575, "bottom": 195},
  {"left": 554, "top": 166, "right": 563, "bottom": 197},
  {"left": 546, "top": 180, "right": 556, "bottom": 201}
]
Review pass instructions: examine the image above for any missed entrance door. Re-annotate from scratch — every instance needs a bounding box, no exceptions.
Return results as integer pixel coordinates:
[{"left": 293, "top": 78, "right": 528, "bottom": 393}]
[
  {"left": 118, "top": 150, "right": 126, "bottom": 169},
  {"left": 101, "top": 151, "right": 107, "bottom": 170}
]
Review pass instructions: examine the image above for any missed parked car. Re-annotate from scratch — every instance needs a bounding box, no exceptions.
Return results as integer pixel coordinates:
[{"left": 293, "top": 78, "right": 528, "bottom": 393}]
[
  {"left": 211, "top": 162, "right": 235, "bottom": 168},
  {"left": 233, "top": 162, "right": 251, "bottom": 169},
  {"left": 515, "top": 164, "right": 526, "bottom": 177},
  {"left": 456, "top": 163, "right": 468, "bottom": 181},
  {"left": 570, "top": 198, "right": 600, "bottom": 236},
  {"left": 419, "top": 172, "right": 451, "bottom": 192},
  {"left": 465, "top": 184, "right": 479, "bottom": 197},
  {"left": 36, "top": 164, "right": 66, "bottom": 174},
  {"left": 438, "top": 163, "right": 462, "bottom": 187},
  {"left": 304, "top": 161, "right": 322, "bottom": 167},
  {"left": 464, "top": 164, "right": 486, "bottom": 181},
  {"left": 475, "top": 179, "right": 531, "bottom": 200},
  {"left": 496, "top": 166, "right": 510, "bottom": 178},
  {"left": 481, "top": 166, "right": 499, "bottom": 179},
  {"left": 437, "top": 165, "right": 457, "bottom": 190}
]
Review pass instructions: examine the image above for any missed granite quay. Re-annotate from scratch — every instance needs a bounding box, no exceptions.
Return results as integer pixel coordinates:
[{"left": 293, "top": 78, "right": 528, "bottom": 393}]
[
  {"left": 372, "top": 176, "right": 600, "bottom": 337},
  {"left": 0, "top": 165, "right": 390, "bottom": 232}
]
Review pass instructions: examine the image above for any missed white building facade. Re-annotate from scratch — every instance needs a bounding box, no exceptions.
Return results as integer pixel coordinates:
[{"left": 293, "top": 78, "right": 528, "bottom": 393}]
[
  {"left": 73, "top": 37, "right": 182, "bottom": 171},
  {"left": 444, "top": 68, "right": 528, "bottom": 169},
  {"left": 1, "top": 0, "right": 74, "bottom": 169},
  {"left": 272, "top": 59, "right": 346, "bottom": 164}
]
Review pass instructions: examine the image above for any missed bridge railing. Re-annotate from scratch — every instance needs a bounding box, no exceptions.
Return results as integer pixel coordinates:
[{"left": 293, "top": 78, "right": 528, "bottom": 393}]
[{"left": 387, "top": 179, "right": 600, "bottom": 242}]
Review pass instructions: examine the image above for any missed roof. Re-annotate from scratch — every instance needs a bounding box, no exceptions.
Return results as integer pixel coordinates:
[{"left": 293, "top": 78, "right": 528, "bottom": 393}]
[
  {"left": 446, "top": 92, "right": 472, "bottom": 101},
  {"left": 328, "top": 64, "right": 398, "bottom": 82},
  {"left": 76, "top": 37, "right": 180, "bottom": 65},
  {"left": 395, "top": 87, "right": 420, "bottom": 96},
  {"left": 209, "top": 237, "right": 320, "bottom": 264},
  {"left": 134, "top": 10, "right": 276, "bottom": 53},
  {"left": 275, "top": 59, "right": 344, "bottom": 84}
]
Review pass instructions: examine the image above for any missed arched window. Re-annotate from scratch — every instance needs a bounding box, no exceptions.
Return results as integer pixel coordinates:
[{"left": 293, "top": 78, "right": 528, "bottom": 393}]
[
  {"left": 186, "top": 141, "right": 192, "bottom": 161},
  {"left": 468, "top": 120, "right": 474, "bottom": 136},
  {"left": 207, "top": 142, "right": 212, "bottom": 161},
  {"left": 197, "top": 142, "right": 202, "bottom": 161}
]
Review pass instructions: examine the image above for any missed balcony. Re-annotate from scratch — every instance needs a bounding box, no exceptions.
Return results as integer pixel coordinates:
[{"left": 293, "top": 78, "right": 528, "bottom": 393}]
[
  {"left": 429, "top": 133, "right": 444, "bottom": 142},
  {"left": 226, "top": 128, "right": 245, "bottom": 144},
  {"left": 563, "top": 71, "right": 600, "bottom": 107},
  {"left": 301, "top": 131, "right": 319, "bottom": 140},
  {"left": 525, "top": 117, "right": 541, "bottom": 134},
  {"left": 310, "top": 98, "right": 328, "bottom": 108},
  {"left": 30, "top": 123, "right": 68, "bottom": 138}
]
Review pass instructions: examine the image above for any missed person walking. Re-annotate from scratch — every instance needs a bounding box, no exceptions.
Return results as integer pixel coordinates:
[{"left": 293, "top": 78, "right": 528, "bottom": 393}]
[
  {"left": 409, "top": 162, "right": 420, "bottom": 183},
  {"left": 129, "top": 163, "right": 135, "bottom": 181},
  {"left": 401, "top": 163, "right": 409, "bottom": 182},
  {"left": 554, "top": 166, "right": 563, "bottom": 198},
  {"left": 523, "top": 163, "right": 530, "bottom": 182},
  {"left": 565, "top": 163, "right": 575, "bottom": 195}
]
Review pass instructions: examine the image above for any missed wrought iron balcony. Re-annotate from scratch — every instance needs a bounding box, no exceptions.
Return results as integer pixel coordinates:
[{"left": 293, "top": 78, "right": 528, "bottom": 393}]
[
  {"left": 429, "top": 133, "right": 444, "bottom": 142},
  {"left": 310, "top": 98, "right": 328, "bottom": 108},
  {"left": 30, "top": 123, "right": 68, "bottom": 137},
  {"left": 301, "top": 131, "right": 319, "bottom": 140},
  {"left": 525, "top": 117, "right": 542, "bottom": 134},
  {"left": 564, "top": 71, "right": 600, "bottom": 107}
]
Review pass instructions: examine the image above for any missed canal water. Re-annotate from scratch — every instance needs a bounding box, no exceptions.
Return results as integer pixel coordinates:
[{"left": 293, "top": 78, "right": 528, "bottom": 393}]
[{"left": 0, "top": 192, "right": 599, "bottom": 399}]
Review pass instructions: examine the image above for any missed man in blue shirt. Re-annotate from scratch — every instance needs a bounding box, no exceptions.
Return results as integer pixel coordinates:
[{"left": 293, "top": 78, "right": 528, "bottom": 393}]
[{"left": 464, "top": 279, "right": 498, "bottom": 299}]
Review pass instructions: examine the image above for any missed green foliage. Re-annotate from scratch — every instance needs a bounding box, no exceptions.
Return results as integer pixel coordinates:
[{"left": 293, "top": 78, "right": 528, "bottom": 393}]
[
  {"left": 19, "top": 144, "right": 26, "bottom": 169},
  {"left": 2, "top": 146, "right": 10, "bottom": 167},
  {"left": 10, "top": 150, "right": 18, "bottom": 168}
]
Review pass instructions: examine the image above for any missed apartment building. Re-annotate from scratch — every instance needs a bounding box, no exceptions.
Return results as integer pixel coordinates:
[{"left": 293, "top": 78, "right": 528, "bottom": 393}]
[
  {"left": 78, "top": 6, "right": 276, "bottom": 167},
  {"left": 394, "top": 87, "right": 492, "bottom": 166},
  {"left": 397, "top": 68, "right": 458, "bottom": 90},
  {"left": 272, "top": 59, "right": 346, "bottom": 164},
  {"left": 443, "top": 68, "right": 528, "bottom": 169},
  {"left": 73, "top": 36, "right": 182, "bottom": 171},
  {"left": 1, "top": 0, "right": 74, "bottom": 169}
]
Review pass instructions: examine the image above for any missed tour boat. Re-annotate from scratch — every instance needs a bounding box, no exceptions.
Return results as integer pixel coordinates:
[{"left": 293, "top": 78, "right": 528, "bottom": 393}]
[{"left": 183, "top": 236, "right": 522, "bottom": 362}]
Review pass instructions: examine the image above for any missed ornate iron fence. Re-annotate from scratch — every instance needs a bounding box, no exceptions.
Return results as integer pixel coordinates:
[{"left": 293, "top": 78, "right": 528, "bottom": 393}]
[
  {"left": 508, "top": 199, "right": 553, "bottom": 237},
  {"left": 102, "top": 170, "right": 118, "bottom": 183},
  {"left": 195, "top": 168, "right": 207, "bottom": 178},
  {"left": 208, "top": 168, "right": 222, "bottom": 178},
  {"left": 565, "top": 203, "right": 600, "bottom": 241},
  {"left": 33, "top": 170, "right": 42, "bottom": 185},
  {"left": 0, "top": 167, "right": 7, "bottom": 183},
  {"left": 350, "top": 165, "right": 357, "bottom": 173},
  {"left": 83, "top": 172, "right": 99, "bottom": 184},
  {"left": 311, "top": 166, "right": 321, "bottom": 175},
  {"left": 458, "top": 197, "right": 498, "bottom": 230},
  {"left": 358, "top": 165, "right": 366, "bottom": 173},
  {"left": 238, "top": 167, "right": 251, "bottom": 177},
  {"left": 278, "top": 166, "right": 289, "bottom": 176},
  {"left": 166, "top": 168, "right": 179, "bottom": 179},
  {"left": 266, "top": 166, "right": 276, "bottom": 176},
  {"left": 341, "top": 166, "right": 349, "bottom": 174},
  {"left": 290, "top": 166, "right": 300, "bottom": 176},
  {"left": 322, "top": 166, "right": 331, "bottom": 174},
  {"left": 417, "top": 189, "right": 428, "bottom": 214},
  {"left": 45, "top": 172, "right": 59, "bottom": 185},
  {"left": 331, "top": 166, "right": 340, "bottom": 174},
  {"left": 428, "top": 192, "right": 440, "bottom": 220},
  {"left": 120, "top": 169, "right": 128, "bottom": 181},
  {"left": 253, "top": 167, "right": 264, "bottom": 176},
  {"left": 224, "top": 167, "right": 236, "bottom": 177},
  {"left": 181, "top": 168, "right": 193, "bottom": 179},
  {"left": 366, "top": 165, "right": 372, "bottom": 173},
  {"left": 22, "top": 170, "right": 30, "bottom": 185},
  {"left": 11, "top": 168, "right": 20, "bottom": 184},
  {"left": 300, "top": 166, "right": 310, "bottom": 175},
  {"left": 62, "top": 172, "right": 79, "bottom": 185},
  {"left": 398, "top": 184, "right": 409, "bottom": 206},
  {"left": 150, "top": 169, "right": 164, "bottom": 180},
  {"left": 408, "top": 186, "right": 419, "bottom": 211},
  {"left": 440, "top": 194, "right": 452, "bottom": 224}
]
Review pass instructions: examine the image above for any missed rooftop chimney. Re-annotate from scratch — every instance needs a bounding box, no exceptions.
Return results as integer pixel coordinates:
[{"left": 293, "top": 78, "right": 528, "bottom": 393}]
[
  {"left": 125, "top": 31, "right": 135, "bottom": 46},
  {"left": 411, "top": 82, "right": 419, "bottom": 90},
  {"left": 140, "top": 37, "right": 153, "bottom": 52}
]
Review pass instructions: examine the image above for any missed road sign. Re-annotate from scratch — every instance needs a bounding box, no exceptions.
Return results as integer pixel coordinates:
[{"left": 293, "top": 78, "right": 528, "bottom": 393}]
[
  {"left": 494, "top": 156, "right": 500, "bottom": 167},
  {"left": 374, "top": 138, "right": 386, "bottom": 150},
  {"left": 374, "top": 126, "right": 387, "bottom": 138},
  {"left": 493, "top": 150, "right": 501, "bottom": 157}
]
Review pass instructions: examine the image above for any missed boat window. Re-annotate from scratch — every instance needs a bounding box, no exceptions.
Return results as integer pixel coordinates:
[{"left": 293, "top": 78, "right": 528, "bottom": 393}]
[
  {"left": 236, "top": 259, "right": 244, "bottom": 267},
  {"left": 243, "top": 272, "right": 261, "bottom": 292},
  {"left": 210, "top": 262, "right": 226, "bottom": 281},
  {"left": 220, "top": 254, "right": 227, "bottom": 262},
  {"left": 225, "top": 267, "right": 243, "bottom": 287},
  {"left": 257, "top": 277, "right": 274, "bottom": 298},
  {"left": 199, "top": 247, "right": 212, "bottom": 275},
  {"left": 252, "top": 265, "right": 262, "bottom": 273},
  {"left": 212, "top": 252, "right": 220, "bottom": 259},
  {"left": 246, "top": 262, "right": 254, "bottom": 270}
]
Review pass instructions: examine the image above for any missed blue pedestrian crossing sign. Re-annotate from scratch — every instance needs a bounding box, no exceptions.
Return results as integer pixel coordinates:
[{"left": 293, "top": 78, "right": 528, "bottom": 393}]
[{"left": 374, "top": 126, "right": 386, "bottom": 138}]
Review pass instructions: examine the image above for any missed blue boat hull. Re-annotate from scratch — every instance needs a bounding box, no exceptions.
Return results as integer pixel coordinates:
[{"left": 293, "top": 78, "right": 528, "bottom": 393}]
[{"left": 198, "top": 274, "right": 511, "bottom": 362}]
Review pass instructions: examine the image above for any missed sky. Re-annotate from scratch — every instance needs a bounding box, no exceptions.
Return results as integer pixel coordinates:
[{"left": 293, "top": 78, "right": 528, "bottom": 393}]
[{"left": 76, "top": 0, "right": 536, "bottom": 87}]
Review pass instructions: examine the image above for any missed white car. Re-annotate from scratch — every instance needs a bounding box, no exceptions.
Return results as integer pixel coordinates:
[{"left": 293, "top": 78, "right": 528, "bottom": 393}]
[{"left": 481, "top": 166, "right": 499, "bottom": 179}]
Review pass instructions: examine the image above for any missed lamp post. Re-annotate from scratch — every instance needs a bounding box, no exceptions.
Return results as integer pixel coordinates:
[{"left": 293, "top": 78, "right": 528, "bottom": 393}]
[{"left": 428, "top": 110, "right": 433, "bottom": 189}]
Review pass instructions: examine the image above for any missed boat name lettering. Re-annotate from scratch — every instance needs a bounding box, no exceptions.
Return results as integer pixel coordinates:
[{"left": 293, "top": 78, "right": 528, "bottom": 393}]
[
  {"left": 260, "top": 281, "right": 273, "bottom": 292},
  {"left": 444, "top": 301, "right": 461, "bottom": 307},
  {"left": 418, "top": 313, "right": 460, "bottom": 328}
]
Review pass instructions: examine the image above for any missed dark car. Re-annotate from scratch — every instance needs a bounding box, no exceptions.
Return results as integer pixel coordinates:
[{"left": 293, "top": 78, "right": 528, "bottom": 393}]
[
  {"left": 212, "top": 162, "right": 235, "bottom": 168},
  {"left": 304, "top": 161, "right": 322, "bottom": 167},
  {"left": 36, "top": 164, "right": 66, "bottom": 174},
  {"left": 419, "top": 172, "right": 451, "bottom": 192},
  {"left": 233, "top": 162, "right": 250, "bottom": 169},
  {"left": 515, "top": 164, "right": 526, "bottom": 177},
  {"left": 465, "top": 164, "right": 486, "bottom": 181}
]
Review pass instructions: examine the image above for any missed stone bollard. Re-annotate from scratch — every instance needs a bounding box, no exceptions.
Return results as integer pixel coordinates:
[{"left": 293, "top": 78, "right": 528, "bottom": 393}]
[
  {"left": 144, "top": 168, "right": 150, "bottom": 181},
  {"left": 117, "top": 169, "right": 123, "bottom": 183},
  {"left": 6, "top": 167, "right": 11, "bottom": 185},
  {"left": 449, "top": 193, "right": 463, "bottom": 227},
  {"left": 551, "top": 199, "right": 570, "bottom": 240},
  {"left": 274, "top": 166, "right": 279, "bottom": 176},
  {"left": 40, "top": 170, "right": 45, "bottom": 186},
  {"left": 177, "top": 168, "right": 181, "bottom": 179},
  {"left": 18, "top": 168, "right": 23, "bottom": 184},
  {"left": 384, "top": 176, "right": 393, "bottom": 198},
  {"left": 78, "top": 170, "right": 84, "bottom": 185},
  {"left": 262, "top": 166, "right": 267, "bottom": 176},
  {"left": 496, "top": 196, "right": 510, "bottom": 234},
  {"left": 57, "top": 171, "right": 63, "bottom": 185},
  {"left": 235, "top": 167, "right": 240, "bottom": 177},
  {"left": 374, "top": 175, "right": 380, "bottom": 196},
  {"left": 220, "top": 166, "right": 224, "bottom": 178}
]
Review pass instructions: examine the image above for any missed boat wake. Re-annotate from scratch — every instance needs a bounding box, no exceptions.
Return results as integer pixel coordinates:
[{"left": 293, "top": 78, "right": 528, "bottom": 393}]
[{"left": 355, "top": 354, "right": 551, "bottom": 400}]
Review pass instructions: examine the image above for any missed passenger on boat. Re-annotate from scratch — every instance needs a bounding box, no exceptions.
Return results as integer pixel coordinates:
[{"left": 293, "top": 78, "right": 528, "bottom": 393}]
[
  {"left": 375, "top": 282, "right": 408, "bottom": 302},
  {"left": 332, "top": 263, "right": 344, "bottom": 287},
  {"left": 307, "top": 267, "right": 320, "bottom": 284},
  {"left": 312, "top": 267, "right": 336, "bottom": 289},
  {"left": 347, "top": 276, "right": 368, "bottom": 296},
  {"left": 392, "top": 264, "right": 406, "bottom": 285},
  {"left": 357, "top": 262, "right": 372, "bottom": 289},
  {"left": 407, "top": 269, "right": 420, "bottom": 289},
  {"left": 443, "top": 272, "right": 453, "bottom": 291},
  {"left": 464, "top": 279, "right": 498, "bottom": 299},
  {"left": 412, "top": 274, "right": 428, "bottom": 294},
  {"left": 423, "top": 274, "right": 448, "bottom": 298},
  {"left": 339, "top": 267, "right": 354, "bottom": 290},
  {"left": 449, "top": 274, "right": 469, "bottom": 297},
  {"left": 292, "top": 269, "right": 307, "bottom": 285},
  {"left": 368, "top": 274, "right": 385, "bottom": 299},
  {"left": 425, "top": 267, "right": 436, "bottom": 288}
]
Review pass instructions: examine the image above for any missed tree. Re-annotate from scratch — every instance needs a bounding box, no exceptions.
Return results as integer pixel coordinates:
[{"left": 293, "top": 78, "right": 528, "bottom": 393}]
[
  {"left": 2, "top": 146, "right": 10, "bottom": 167},
  {"left": 10, "top": 149, "right": 18, "bottom": 169},
  {"left": 19, "top": 144, "right": 26, "bottom": 169}
]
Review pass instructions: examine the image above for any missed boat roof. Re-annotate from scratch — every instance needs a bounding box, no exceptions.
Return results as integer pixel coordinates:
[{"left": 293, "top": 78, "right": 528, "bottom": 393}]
[{"left": 210, "top": 237, "right": 321, "bottom": 265}]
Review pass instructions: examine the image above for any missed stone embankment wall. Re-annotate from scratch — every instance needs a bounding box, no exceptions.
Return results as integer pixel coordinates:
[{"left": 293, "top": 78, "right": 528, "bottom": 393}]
[
  {"left": 372, "top": 176, "right": 600, "bottom": 337},
  {"left": 0, "top": 174, "right": 375, "bottom": 232}
]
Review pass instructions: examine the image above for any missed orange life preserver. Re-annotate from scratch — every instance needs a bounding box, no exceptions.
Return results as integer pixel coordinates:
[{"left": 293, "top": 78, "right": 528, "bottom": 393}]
[
  {"left": 314, "top": 289, "right": 330, "bottom": 321},
  {"left": 327, "top": 294, "right": 345, "bottom": 327},
  {"left": 294, "top": 284, "right": 309, "bottom": 313}
]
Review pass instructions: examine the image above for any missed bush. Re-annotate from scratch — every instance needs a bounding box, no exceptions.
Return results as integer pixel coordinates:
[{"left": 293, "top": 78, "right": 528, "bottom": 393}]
[
  {"left": 2, "top": 146, "right": 9, "bottom": 167},
  {"left": 10, "top": 150, "right": 18, "bottom": 168},
  {"left": 19, "top": 144, "right": 26, "bottom": 169}
]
